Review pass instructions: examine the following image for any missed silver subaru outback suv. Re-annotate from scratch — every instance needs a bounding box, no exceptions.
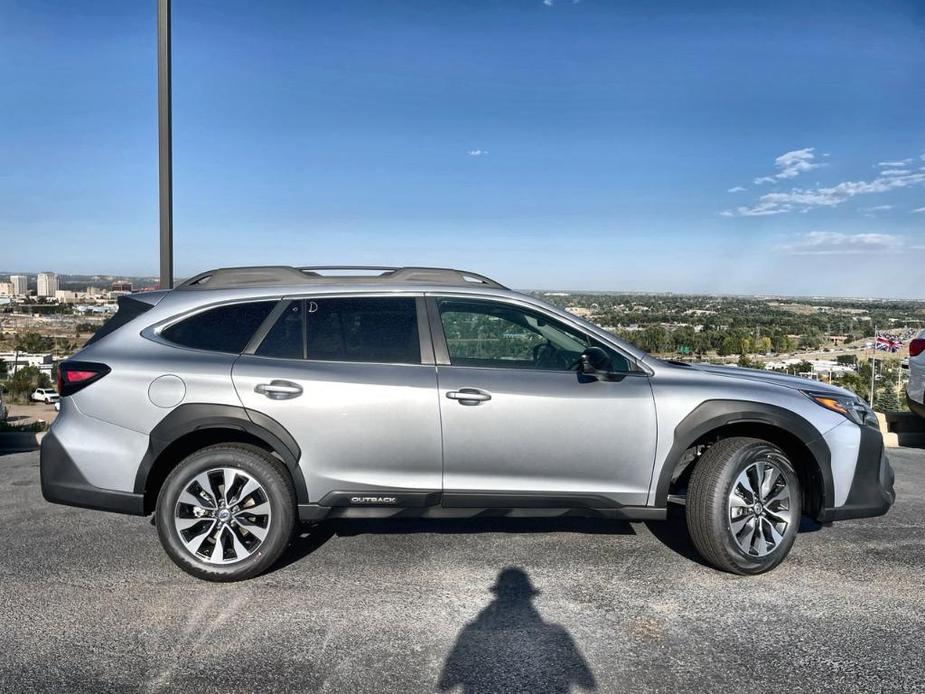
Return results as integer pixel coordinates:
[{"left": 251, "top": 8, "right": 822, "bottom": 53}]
[{"left": 41, "top": 266, "right": 895, "bottom": 581}]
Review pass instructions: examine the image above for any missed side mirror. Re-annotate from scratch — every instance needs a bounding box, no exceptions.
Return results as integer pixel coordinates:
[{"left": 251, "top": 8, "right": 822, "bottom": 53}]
[{"left": 578, "top": 346, "right": 611, "bottom": 376}]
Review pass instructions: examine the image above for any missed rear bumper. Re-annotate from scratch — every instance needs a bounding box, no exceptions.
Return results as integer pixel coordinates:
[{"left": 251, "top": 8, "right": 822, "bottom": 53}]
[
  {"left": 818, "top": 424, "right": 895, "bottom": 522},
  {"left": 40, "top": 431, "right": 145, "bottom": 515}
]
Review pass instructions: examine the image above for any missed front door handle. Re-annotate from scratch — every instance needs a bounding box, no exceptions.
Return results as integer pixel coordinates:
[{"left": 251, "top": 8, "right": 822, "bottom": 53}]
[
  {"left": 446, "top": 388, "right": 492, "bottom": 405},
  {"left": 254, "top": 380, "right": 303, "bottom": 400}
]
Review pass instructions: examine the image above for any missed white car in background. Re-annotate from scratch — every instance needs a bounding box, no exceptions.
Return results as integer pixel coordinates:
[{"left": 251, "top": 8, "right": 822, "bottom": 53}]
[
  {"left": 907, "top": 329, "right": 925, "bottom": 419},
  {"left": 31, "top": 388, "right": 59, "bottom": 404}
]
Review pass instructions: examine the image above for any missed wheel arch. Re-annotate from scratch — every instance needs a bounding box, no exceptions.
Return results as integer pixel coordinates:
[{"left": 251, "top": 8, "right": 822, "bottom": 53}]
[
  {"left": 654, "top": 400, "right": 833, "bottom": 519},
  {"left": 135, "top": 403, "right": 307, "bottom": 514}
]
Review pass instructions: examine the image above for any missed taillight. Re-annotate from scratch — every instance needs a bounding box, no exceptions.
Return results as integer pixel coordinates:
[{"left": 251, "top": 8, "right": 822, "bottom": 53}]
[
  {"left": 57, "top": 361, "right": 111, "bottom": 397},
  {"left": 911, "top": 339, "right": 925, "bottom": 358}
]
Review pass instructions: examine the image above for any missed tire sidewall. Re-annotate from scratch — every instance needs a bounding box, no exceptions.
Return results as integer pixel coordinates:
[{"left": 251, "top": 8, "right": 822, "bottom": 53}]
[
  {"left": 156, "top": 445, "right": 295, "bottom": 581},
  {"left": 710, "top": 442, "right": 802, "bottom": 574}
]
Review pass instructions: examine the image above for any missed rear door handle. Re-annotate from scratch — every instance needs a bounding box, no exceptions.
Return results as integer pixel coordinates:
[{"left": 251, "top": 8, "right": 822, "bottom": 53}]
[
  {"left": 254, "top": 380, "right": 303, "bottom": 400},
  {"left": 446, "top": 388, "right": 492, "bottom": 405}
]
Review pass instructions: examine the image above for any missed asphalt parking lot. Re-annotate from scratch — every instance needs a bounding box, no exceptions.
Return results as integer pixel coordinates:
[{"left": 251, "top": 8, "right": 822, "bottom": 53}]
[{"left": 2, "top": 449, "right": 923, "bottom": 694}]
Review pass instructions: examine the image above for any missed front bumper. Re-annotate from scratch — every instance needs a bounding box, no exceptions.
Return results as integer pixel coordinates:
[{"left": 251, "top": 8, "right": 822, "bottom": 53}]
[
  {"left": 40, "top": 431, "right": 145, "bottom": 515},
  {"left": 818, "top": 424, "right": 895, "bottom": 522}
]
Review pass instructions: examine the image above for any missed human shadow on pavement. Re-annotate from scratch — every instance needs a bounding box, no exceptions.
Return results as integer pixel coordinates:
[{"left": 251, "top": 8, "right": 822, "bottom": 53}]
[{"left": 437, "top": 567, "right": 596, "bottom": 694}]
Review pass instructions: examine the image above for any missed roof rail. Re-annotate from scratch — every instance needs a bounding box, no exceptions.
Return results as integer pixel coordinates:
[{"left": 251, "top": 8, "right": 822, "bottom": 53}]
[{"left": 176, "top": 266, "right": 507, "bottom": 290}]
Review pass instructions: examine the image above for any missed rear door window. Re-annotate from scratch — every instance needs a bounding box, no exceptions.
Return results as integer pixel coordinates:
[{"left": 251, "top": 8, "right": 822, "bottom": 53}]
[
  {"left": 255, "top": 297, "right": 421, "bottom": 364},
  {"left": 161, "top": 301, "right": 275, "bottom": 354}
]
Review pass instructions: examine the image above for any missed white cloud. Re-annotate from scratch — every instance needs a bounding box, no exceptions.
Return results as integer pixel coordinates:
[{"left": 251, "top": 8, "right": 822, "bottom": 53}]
[
  {"left": 861, "top": 204, "right": 894, "bottom": 216},
  {"left": 776, "top": 231, "right": 905, "bottom": 255},
  {"left": 727, "top": 186, "right": 746, "bottom": 193},
  {"left": 753, "top": 147, "right": 823, "bottom": 185},
  {"left": 466, "top": 149, "right": 487, "bottom": 157},
  {"left": 880, "top": 169, "right": 911, "bottom": 177},
  {"left": 877, "top": 159, "right": 912, "bottom": 167},
  {"left": 723, "top": 166, "right": 925, "bottom": 217},
  {"left": 912, "top": 207, "right": 925, "bottom": 213}
]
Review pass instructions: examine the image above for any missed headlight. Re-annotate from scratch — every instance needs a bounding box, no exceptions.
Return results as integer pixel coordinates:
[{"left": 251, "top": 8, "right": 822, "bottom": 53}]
[{"left": 803, "top": 391, "right": 878, "bottom": 427}]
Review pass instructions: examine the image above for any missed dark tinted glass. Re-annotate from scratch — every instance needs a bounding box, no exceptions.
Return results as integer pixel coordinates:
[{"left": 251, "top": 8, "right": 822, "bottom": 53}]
[
  {"left": 256, "top": 301, "right": 304, "bottom": 359},
  {"left": 307, "top": 298, "right": 420, "bottom": 364},
  {"left": 162, "top": 301, "right": 275, "bottom": 353},
  {"left": 84, "top": 295, "right": 152, "bottom": 346}
]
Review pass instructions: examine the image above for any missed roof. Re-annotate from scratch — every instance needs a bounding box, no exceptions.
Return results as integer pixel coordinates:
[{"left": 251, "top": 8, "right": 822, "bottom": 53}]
[{"left": 176, "top": 266, "right": 507, "bottom": 291}]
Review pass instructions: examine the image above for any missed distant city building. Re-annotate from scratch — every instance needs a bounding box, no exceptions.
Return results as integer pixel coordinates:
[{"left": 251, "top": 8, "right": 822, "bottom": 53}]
[
  {"left": 111, "top": 280, "right": 133, "bottom": 293},
  {"left": 37, "top": 272, "right": 58, "bottom": 297},
  {"left": 9, "top": 275, "right": 28, "bottom": 295},
  {"left": 0, "top": 351, "right": 54, "bottom": 378},
  {"left": 0, "top": 281, "right": 12, "bottom": 296},
  {"left": 55, "top": 290, "right": 80, "bottom": 304}
]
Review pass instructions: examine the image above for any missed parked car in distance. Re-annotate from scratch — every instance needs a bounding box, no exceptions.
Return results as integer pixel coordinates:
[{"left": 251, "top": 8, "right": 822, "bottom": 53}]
[
  {"left": 907, "top": 329, "right": 925, "bottom": 419},
  {"left": 40, "top": 266, "right": 895, "bottom": 581},
  {"left": 31, "top": 388, "right": 59, "bottom": 404}
]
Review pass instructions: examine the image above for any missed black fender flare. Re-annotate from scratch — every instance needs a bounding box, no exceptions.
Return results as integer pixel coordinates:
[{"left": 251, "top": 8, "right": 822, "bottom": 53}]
[
  {"left": 653, "top": 399, "right": 833, "bottom": 510},
  {"left": 134, "top": 403, "right": 308, "bottom": 504}
]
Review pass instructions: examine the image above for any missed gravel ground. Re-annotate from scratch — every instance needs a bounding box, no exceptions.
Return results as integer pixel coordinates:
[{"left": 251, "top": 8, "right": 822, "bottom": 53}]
[{"left": 1, "top": 448, "right": 922, "bottom": 693}]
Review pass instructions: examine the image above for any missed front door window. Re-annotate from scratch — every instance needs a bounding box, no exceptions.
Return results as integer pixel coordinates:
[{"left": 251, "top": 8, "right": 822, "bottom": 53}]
[{"left": 436, "top": 298, "right": 630, "bottom": 372}]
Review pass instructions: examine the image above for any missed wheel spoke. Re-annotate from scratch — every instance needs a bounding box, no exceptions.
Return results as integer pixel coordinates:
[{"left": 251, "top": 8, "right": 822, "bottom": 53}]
[
  {"left": 765, "top": 506, "right": 791, "bottom": 525},
  {"left": 730, "top": 513, "right": 752, "bottom": 533},
  {"left": 235, "top": 517, "right": 268, "bottom": 541},
  {"left": 750, "top": 464, "right": 764, "bottom": 497},
  {"left": 760, "top": 466, "right": 781, "bottom": 501},
  {"left": 191, "top": 472, "right": 219, "bottom": 508},
  {"left": 210, "top": 527, "right": 226, "bottom": 562},
  {"left": 765, "top": 485, "right": 790, "bottom": 506},
  {"left": 764, "top": 518, "right": 784, "bottom": 547},
  {"left": 735, "top": 471, "right": 757, "bottom": 502},
  {"left": 235, "top": 478, "right": 262, "bottom": 506},
  {"left": 175, "top": 516, "right": 209, "bottom": 531},
  {"left": 729, "top": 494, "right": 749, "bottom": 509},
  {"left": 238, "top": 500, "right": 269, "bottom": 517},
  {"left": 182, "top": 521, "right": 217, "bottom": 554},
  {"left": 741, "top": 518, "right": 758, "bottom": 555},
  {"left": 222, "top": 468, "right": 237, "bottom": 505},
  {"left": 226, "top": 525, "right": 251, "bottom": 559},
  {"left": 179, "top": 489, "right": 213, "bottom": 510}
]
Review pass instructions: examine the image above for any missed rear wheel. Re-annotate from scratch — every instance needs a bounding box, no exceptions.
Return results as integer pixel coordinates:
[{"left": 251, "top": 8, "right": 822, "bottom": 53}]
[
  {"left": 686, "top": 437, "right": 801, "bottom": 575},
  {"left": 156, "top": 444, "right": 296, "bottom": 581}
]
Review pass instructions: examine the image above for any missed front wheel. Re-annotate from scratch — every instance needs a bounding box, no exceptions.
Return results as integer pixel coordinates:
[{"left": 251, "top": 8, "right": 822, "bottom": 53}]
[
  {"left": 686, "top": 437, "right": 801, "bottom": 575},
  {"left": 156, "top": 444, "right": 296, "bottom": 581}
]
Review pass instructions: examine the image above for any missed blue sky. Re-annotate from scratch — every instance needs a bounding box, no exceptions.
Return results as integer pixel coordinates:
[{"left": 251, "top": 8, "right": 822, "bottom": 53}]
[{"left": 1, "top": 0, "right": 924, "bottom": 297}]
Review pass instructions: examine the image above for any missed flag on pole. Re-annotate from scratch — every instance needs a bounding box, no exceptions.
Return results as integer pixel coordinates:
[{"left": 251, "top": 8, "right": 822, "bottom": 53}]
[{"left": 875, "top": 332, "right": 902, "bottom": 352}]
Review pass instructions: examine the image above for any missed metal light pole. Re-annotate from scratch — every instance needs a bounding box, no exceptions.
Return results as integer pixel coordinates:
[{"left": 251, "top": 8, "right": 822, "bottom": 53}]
[{"left": 157, "top": 0, "right": 173, "bottom": 289}]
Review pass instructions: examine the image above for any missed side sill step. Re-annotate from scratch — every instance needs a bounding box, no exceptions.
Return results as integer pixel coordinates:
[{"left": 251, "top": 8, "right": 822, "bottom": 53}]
[{"left": 298, "top": 504, "right": 666, "bottom": 522}]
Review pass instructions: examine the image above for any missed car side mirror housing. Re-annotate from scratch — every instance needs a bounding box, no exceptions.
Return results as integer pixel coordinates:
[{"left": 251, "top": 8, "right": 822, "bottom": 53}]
[{"left": 578, "top": 346, "right": 612, "bottom": 378}]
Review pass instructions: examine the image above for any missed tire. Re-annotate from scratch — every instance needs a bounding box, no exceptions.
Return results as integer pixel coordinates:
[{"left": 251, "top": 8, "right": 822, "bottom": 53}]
[
  {"left": 156, "top": 443, "right": 296, "bottom": 581},
  {"left": 686, "top": 437, "right": 801, "bottom": 575}
]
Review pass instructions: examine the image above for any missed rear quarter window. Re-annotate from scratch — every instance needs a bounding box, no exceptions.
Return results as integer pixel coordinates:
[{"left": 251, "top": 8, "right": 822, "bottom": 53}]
[{"left": 161, "top": 301, "right": 275, "bottom": 354}]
